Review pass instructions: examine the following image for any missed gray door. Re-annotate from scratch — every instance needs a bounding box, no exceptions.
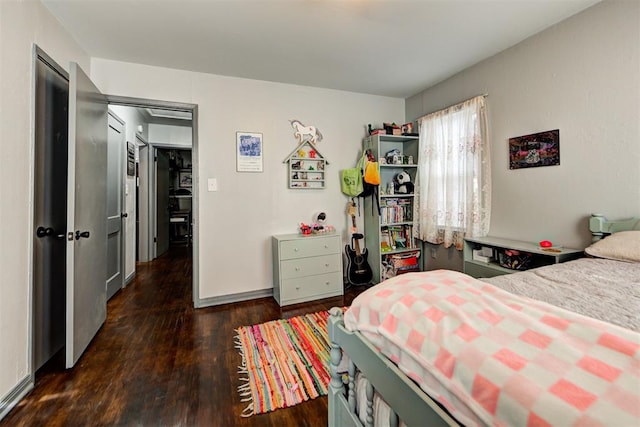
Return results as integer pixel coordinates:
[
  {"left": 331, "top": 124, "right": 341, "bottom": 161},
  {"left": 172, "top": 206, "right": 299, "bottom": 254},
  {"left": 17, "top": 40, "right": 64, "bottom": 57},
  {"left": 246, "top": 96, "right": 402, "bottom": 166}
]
[
  {"left": 155, "top": 149, "right": 170, "bottom": 257},
  {"left": 33, "top": 52, "right": 68, "bottom": 371},
  {"left": 66, "top": 62, "right": 108, "bottom": 368},
  {"left": 106, "top": 112, "right": 124, "bottom": 300}
]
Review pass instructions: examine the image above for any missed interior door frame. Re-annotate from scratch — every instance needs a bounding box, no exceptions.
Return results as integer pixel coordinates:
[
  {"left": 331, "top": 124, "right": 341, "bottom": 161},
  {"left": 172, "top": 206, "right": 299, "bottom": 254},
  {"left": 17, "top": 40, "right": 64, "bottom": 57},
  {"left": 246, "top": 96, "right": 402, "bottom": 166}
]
[{"left": 106, "top": 95, "right": 199, "bottom": 306}]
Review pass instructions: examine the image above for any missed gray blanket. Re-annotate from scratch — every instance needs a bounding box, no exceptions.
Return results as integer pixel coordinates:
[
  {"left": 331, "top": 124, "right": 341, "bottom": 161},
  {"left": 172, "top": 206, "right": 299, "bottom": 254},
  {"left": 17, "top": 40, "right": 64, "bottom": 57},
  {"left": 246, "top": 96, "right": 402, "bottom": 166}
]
[{"left": 484, "top": 258, "right": 640, "bottom": 332}]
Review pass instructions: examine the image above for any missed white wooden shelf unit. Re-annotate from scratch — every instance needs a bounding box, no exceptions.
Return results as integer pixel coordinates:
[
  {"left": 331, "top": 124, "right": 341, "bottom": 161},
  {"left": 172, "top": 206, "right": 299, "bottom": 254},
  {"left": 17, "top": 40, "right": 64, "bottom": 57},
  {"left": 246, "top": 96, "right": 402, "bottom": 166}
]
[{"left": 283, "top": 140, "right": 328, "bottom": 189}]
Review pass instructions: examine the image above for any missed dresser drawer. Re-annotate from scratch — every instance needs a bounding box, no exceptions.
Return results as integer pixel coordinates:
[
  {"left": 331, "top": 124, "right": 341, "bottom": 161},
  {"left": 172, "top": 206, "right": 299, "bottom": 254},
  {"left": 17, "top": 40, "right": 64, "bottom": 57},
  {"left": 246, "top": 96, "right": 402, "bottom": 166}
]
[
  {"left": 279, "top": 235, "right": 340, "bottom": 260},
  {"left": 281, "top": 272, "right": 343, "bottom": 302},
  {"left": 280, "top": 254, "right": 341, "bottom": 280}
]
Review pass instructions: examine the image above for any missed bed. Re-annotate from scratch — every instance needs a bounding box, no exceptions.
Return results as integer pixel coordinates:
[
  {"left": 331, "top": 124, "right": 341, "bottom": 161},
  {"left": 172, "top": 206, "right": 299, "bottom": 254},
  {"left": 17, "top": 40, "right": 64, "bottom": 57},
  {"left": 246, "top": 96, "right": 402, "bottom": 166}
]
[{"left": 328, "top": 215, "right": 640, "bottom": 427}]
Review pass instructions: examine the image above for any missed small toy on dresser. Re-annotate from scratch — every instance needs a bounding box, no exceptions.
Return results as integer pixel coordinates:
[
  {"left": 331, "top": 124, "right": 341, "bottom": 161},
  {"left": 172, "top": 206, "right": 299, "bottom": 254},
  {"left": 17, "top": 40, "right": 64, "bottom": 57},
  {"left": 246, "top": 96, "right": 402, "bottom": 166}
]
[
  {"left": 394, "top": 171, "right": 414, "bottom": 194},
  {"left": 299, "top": 222, "right": 335, "bottom": 235},
  {"left": 299, "top": 212, "right": 335, "bottom": 235},
  {"left": 299, "top": 223, "right": 312, "bottom": 235}
]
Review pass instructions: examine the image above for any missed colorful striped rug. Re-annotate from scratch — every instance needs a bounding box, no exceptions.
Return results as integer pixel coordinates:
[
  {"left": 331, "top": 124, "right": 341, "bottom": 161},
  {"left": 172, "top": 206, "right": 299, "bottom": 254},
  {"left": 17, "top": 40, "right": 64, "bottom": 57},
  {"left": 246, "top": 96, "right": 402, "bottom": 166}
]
[{"left": 235, "top": 309, "right": 337, "bottom": 416}]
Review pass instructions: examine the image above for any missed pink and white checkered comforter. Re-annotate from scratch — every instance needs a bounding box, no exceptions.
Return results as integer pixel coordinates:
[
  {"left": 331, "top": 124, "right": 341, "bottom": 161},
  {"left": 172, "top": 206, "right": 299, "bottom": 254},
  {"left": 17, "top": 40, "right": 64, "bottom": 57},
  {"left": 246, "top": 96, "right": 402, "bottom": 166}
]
[{"left": 344, "top": 270, "right": 640, "bottom": 427}]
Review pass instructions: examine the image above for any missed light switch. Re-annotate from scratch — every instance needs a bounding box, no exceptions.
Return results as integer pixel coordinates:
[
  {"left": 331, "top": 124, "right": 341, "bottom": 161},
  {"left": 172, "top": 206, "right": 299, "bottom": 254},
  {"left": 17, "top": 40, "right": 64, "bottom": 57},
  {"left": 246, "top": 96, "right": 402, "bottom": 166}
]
[{"left": 208, "top": 178, "right": 218, "bottom": 192}]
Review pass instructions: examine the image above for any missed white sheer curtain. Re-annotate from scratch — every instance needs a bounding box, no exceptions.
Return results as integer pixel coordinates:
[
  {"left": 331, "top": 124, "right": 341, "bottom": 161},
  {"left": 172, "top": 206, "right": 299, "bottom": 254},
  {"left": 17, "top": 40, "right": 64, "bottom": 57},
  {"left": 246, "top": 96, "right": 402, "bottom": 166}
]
[{"left": 413, "top": 95, "right": 491, "bottom": 250}]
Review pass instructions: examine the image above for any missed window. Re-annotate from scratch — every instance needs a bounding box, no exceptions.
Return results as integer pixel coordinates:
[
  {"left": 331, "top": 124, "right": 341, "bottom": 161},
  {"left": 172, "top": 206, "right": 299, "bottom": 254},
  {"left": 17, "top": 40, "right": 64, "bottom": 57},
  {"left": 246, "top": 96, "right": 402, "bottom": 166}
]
[{"left": 414, "top": 95, "right": 491, "bottom": 249}]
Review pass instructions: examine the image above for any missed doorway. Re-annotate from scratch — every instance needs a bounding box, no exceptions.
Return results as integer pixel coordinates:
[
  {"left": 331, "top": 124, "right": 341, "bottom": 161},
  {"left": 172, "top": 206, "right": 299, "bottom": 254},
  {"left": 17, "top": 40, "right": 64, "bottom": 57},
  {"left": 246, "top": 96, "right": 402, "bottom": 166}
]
[
  {"left": 103, "top": 103, "right": 198, "bottom": 306},
  {"left": 98, "top": 101, "right": 199, "bottom": 299},
  {"left": 106, "top": 104, "right": 195, "bottom": 263},
  {"left": 156, "top": 148, "right": 193, "bottom": 254},
  {"left": 31, "top": 46, "right": 199, "bottom": 375}
]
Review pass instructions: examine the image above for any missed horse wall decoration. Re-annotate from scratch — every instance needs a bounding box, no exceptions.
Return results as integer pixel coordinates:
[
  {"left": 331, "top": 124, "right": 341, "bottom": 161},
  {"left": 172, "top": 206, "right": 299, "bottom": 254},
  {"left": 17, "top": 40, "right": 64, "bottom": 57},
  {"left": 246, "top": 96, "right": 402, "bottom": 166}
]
[{"left": 289, "top": 119, "right": 323, "bottom": 145}]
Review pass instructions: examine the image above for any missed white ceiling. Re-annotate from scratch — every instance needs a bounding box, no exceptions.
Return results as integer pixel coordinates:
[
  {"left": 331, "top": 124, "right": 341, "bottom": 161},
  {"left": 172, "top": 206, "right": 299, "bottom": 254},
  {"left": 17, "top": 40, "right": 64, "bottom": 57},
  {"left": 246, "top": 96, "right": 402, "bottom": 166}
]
[{"left": 41, "top": 0, "right": 600, "bottom": 98}]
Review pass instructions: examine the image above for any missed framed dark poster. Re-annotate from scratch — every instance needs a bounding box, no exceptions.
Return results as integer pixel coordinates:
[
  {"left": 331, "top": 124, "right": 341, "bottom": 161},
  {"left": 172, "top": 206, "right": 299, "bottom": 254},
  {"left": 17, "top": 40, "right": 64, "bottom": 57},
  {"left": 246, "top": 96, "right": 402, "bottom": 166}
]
[{"left": 509, "top": 129, "right": 559, "bottom": 169}]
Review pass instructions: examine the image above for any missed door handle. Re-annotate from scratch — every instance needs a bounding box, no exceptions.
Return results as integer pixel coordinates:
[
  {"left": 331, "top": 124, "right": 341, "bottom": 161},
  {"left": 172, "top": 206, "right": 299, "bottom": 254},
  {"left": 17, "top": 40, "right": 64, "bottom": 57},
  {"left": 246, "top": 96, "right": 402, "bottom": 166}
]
[
  {"left": 121, "top": 212, "right": 128, "bottom": 218},
  {"left": 36, "top": 226, "right": 53, "bottom": 238},
  {"left": 36, "top": 226, "right": 65, "bottom": 239},
  {"left": 75, "top": 230, "right": 90, "bottom": 240}
]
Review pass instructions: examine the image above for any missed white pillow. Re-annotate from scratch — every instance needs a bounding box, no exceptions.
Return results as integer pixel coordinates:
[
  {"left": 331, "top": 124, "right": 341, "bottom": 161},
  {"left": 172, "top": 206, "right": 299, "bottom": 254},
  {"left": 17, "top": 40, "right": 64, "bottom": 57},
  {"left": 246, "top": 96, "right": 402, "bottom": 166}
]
[{"left": 585, "top": 230, "right": 640, "bottom": 263}]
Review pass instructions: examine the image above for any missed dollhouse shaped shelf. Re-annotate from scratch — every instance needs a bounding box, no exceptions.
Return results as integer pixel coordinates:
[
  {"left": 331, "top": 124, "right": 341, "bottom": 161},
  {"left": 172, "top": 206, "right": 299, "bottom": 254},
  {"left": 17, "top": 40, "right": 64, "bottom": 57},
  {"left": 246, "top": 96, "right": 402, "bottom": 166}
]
[{"left": 283, "top": 141, "right": 328, "bottom": 189}]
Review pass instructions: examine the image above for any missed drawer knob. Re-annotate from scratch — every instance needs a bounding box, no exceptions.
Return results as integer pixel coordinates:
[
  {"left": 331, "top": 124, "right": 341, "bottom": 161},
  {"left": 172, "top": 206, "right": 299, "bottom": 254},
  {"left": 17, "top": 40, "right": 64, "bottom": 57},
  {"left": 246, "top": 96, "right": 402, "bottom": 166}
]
[
  {"left": 325, "top": 281, "right": 330, "bottom": 285},
  {"left": 294, "top": 248, "right": 299, "bottom": 252},
  {"left": 324, "top": 244, "right": 328, "bottom": 248},
  {"left": 295, "top": 267, "right": 300, "bottom": 271},
  {"left": 325, "top": 263, "right": 329, "bottom": 267},
  {"left": 295, "top": 286, "right": 300, "bottom": 290}
]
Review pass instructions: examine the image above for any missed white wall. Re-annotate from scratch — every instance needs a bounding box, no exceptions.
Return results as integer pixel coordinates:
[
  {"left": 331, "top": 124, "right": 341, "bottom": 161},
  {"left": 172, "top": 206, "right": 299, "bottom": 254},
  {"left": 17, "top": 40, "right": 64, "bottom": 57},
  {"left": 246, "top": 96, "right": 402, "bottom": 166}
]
[
  {"left": 0, "top": 0, "right": 90, "bottom": 408},
  {"left": 90, "top": 59, "right": 405, "bottom": 301},
  {"left": 407, "top": 0, "right": 639, "bottom": 261},
  {"left": 148, "top": 123, "right": 192, "bottom": 146}
]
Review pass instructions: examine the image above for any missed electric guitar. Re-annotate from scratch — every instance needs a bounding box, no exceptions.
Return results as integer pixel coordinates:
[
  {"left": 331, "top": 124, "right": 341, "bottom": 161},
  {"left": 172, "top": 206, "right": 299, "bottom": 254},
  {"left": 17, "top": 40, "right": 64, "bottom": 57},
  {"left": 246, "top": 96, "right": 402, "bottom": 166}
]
[{"left": 345, "top": 200, "right": 373, "bottom": 286}]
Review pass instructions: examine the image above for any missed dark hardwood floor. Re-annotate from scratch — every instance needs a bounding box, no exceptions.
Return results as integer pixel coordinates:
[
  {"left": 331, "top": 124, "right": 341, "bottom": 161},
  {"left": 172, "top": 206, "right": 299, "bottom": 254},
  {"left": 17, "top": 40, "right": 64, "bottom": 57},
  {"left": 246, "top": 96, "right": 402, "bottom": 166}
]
[{"left": 2, "top": 246, "right": 367, "bottom": 427}]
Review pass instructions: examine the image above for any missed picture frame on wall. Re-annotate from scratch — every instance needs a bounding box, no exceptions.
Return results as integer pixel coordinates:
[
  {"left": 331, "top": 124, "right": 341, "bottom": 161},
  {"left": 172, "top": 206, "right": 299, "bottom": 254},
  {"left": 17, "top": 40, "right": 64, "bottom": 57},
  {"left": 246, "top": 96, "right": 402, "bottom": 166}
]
[
  {"left": 236, "top": 132, "right": 263, "bottom": 172},
  {"left": 509, "top": 129, "right": 560, "bottom": 169},
  {"left": 178, "top": 171, "right": 192, "bottom": 188},
  {"left": 126, "top": 141, "right": 135, "bottom": 176}
]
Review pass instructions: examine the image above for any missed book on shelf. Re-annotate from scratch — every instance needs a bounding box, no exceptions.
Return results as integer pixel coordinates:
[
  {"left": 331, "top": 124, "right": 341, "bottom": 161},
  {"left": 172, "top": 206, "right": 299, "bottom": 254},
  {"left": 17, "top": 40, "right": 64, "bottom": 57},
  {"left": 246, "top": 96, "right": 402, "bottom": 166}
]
[
  {"left": 380, "top": 224, "right": 415, "bottom": 250},
  {"left": 381, "top": 198, "right": 413, "bottom": 225}
]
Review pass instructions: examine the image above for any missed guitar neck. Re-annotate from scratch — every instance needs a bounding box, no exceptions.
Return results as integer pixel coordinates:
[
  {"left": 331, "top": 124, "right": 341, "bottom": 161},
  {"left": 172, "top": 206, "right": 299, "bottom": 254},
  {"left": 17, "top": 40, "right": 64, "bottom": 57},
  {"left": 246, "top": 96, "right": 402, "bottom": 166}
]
[
  {"left": 349, "top": 201, "right": 363, "bottom": 256},
  {"left": 348, "top": 201, "right": 357, "bottom": 232},
  {"left": 354, "top": 237, "right": 362, "bottom": 256}
]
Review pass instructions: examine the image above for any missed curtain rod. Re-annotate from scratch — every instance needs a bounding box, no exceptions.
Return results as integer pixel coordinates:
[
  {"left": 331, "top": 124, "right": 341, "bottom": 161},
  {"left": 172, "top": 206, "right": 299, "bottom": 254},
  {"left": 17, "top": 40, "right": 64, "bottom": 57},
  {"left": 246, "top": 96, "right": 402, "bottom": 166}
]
[{"left": 417, "top": 93, "right": 488, "bottom": 122}]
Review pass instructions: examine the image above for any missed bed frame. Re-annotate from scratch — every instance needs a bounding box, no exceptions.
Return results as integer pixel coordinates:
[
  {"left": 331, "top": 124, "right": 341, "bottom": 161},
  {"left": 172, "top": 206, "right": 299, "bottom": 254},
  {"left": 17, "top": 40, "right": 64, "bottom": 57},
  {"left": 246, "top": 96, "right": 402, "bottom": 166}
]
[
  {"left": 328, "top": 308, "right": 458, "bottom": 427},
  {"left": 328, "top": 215, "right": 639, "bottom": 427},
  {"left": 590, "top": 213, "right": 640, "bottom": 241}
]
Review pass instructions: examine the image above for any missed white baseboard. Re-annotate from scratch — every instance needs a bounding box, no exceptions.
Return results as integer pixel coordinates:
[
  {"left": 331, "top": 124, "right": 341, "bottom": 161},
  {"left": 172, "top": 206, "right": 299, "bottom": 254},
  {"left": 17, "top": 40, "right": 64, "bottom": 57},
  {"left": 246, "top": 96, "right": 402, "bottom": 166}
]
[
  {"left": 124, "top": 271, "right": 136, "bottom": 286},
  {"left": 195, "top": 288, "right": 273, "bottom": 308},
  {"left": 0, "top": 375, "right": 33, "bottom": 421}
]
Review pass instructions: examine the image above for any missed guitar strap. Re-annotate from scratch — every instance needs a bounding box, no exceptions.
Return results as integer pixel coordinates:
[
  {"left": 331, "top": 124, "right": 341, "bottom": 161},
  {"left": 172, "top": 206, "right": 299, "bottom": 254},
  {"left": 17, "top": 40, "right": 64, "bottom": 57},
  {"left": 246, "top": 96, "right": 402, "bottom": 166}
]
[
  {"left": 354, "top": 189, "right": 380, "bottom": 217},
  {"left": 373, "top": 186, "right": 380, "bottom": 215},
  {"left": 361, "top": 188, "right": 380, "bottom": 216}
]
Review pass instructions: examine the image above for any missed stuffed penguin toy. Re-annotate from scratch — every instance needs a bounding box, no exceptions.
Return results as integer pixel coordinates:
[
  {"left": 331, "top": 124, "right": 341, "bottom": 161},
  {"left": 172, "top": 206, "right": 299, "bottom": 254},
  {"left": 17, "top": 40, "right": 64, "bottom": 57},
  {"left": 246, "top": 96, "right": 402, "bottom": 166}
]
[{"left": 394, "top": 171, "right": 414, "bottom": 194}]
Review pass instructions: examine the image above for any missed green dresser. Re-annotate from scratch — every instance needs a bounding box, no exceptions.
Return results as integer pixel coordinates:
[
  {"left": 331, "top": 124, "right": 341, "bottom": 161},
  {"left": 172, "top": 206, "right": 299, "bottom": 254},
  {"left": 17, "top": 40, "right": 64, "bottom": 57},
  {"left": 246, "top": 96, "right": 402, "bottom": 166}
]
[{"left": 272, "top": 233, "right": 343, "bottom": 306}]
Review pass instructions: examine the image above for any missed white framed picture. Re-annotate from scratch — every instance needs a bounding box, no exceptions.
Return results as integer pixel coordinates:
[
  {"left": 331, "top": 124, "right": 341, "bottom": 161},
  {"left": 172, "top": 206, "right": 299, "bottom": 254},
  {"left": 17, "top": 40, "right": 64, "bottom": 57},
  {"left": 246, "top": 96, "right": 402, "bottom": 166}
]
[
  {"left": 236, "top": 132, "right": 263, "bottom": 172},
  {"left": 178, "top": 171, "right": 192, "bottom": 188}
]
